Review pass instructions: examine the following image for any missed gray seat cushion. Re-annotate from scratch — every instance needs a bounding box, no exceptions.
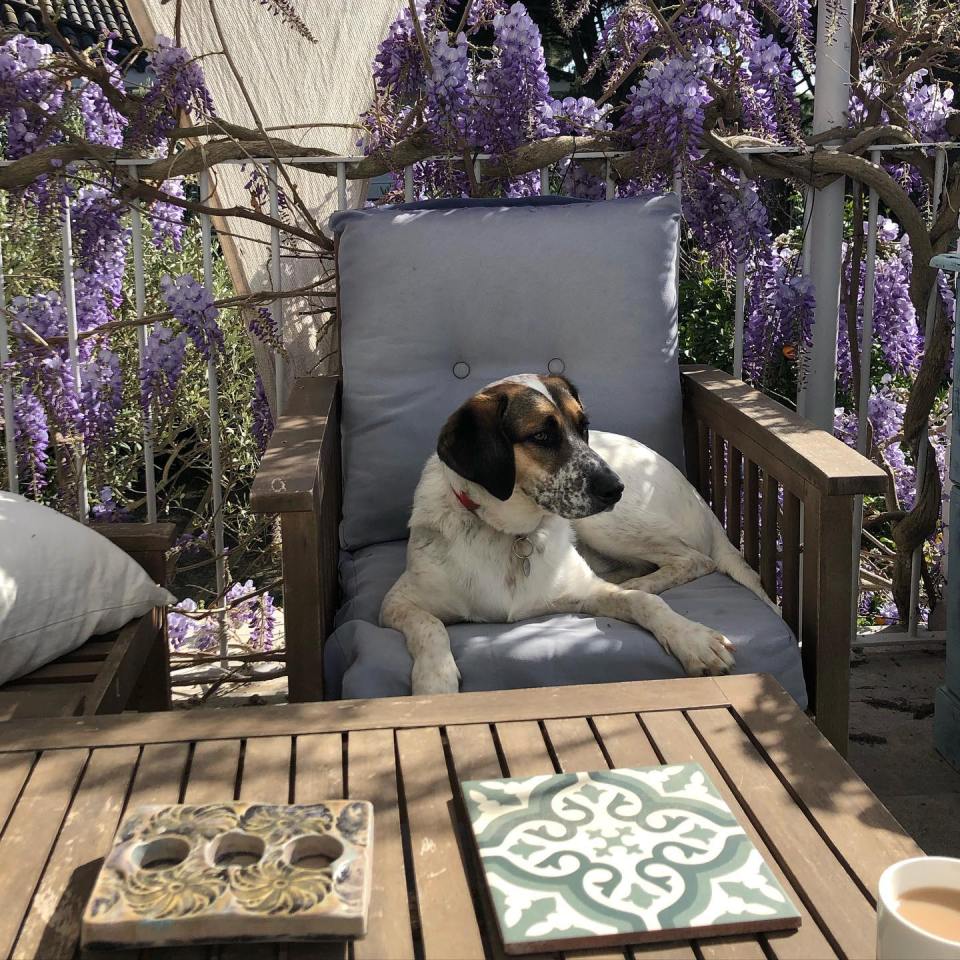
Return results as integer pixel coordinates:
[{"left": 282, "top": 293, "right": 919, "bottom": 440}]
[
  {"left": 325, "top": 541, "right": 808, "bottom": 708},
  {"left": 331, "top": 194, "right": 684, "bottom": 550}
]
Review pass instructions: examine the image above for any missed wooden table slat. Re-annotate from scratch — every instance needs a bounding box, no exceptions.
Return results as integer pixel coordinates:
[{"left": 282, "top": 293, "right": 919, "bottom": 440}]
[
  {"left": 446, "top": 724, "right": 512, "bottom": 960},
  {"left": 0, "top": 678, "right": 731, "bottom": 753},
  {"left": 641, "top": 711, "right": 839, "bottom": 960},
  {"left": 182, "top": 740, "right": 242, "bottom": 806},
  {"left": 584, "top": 715, "right": 767, "bottom": 960},
  {"left": 290, "top": 734, "right": 348, "bottom": 960},
  {"left": 237, "top": 737, "right": 293, "bottom": 803},
  {"left": 0, "top": 750, "right": 35, "bottom": 836},
  {"left": 145, "top": 739, "right": 243, "bottom": 960},
  {"left": 395, "top": 726, "right": 486, "bottom": 960},
  {"left": 126, "top": 742, "right": 191, "bottom": 808},
  {"left": 292, "top": 734, "right": 343, "bottom": 804},
  {"left": 0, "top": 748, "right": 88, "bottom": 957},
  {"left": 348, "top": 728, "right": 415, "bottom": 960},
  {"left": 715, "top": 674, "right": 923, "bottom": 895},
  {"left": 498, "top": 720, "right": 627, "bottom": 960},
  {"left": 225, "top": 738, "right": 292, "bottom": 960},
  {"left": 13, "top": 746, "right": 139, "bottom": 960},
  {"left": 687, "top": 708, "right": 879, "bottom": 960}
]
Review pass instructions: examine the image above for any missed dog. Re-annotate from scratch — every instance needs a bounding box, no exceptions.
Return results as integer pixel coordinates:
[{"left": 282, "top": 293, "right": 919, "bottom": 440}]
[{"left": 381, "top": 373, "right": 776, "bottom": 695}]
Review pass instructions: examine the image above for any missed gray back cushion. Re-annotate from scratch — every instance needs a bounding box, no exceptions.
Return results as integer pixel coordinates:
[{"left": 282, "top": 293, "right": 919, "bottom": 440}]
[{"left": 332, "top": 194, "right": 683, "bottom": 550}]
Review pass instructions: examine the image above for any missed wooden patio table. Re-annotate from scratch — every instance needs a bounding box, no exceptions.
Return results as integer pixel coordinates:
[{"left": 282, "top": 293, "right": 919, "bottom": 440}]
[{"left": 0, "top": 673, "right": 921, "bottom": 960}]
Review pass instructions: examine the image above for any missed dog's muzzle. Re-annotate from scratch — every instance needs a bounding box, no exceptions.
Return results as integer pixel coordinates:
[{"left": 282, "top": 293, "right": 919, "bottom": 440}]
[{"left": 590, "top": 467, "right": 624, "bottom": 511}]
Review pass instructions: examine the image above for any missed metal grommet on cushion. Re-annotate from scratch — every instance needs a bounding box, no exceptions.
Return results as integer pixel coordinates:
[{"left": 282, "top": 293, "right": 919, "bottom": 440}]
[
  {"left": 452, "top": 361, "right": 471, "bottom": 380},
  {"left": 547, "top": 357, "right": 565, "bottom": 375}
]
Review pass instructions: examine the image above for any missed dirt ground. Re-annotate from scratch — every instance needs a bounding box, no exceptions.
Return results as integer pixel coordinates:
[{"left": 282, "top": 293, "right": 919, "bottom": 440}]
[{"left": 848, "top": 639, "right": 960, "bottom": 857}]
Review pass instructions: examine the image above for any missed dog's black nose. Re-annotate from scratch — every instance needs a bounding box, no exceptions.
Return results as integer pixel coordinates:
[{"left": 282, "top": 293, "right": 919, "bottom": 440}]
[{"left": 594, "top": 472, "right": 624, "bottom": 507}]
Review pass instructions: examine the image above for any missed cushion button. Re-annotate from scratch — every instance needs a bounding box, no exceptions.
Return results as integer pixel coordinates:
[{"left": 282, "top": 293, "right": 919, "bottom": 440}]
[
  {"left": 547, "top": 357, "right": 565, "bottom": 375},
  {"left": 452, "top": 361, "right": 470, "bottom": 379}
]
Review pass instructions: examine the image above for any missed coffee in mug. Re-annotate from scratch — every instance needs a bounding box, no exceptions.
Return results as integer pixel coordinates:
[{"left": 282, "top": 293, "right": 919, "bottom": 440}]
[{"left": 878, "top": 857, "right": 960, "bottom": 959}]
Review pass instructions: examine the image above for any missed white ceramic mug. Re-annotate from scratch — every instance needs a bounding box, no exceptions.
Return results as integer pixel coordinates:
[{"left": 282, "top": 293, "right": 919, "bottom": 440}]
[{"left": 877, "top": 857, "right": 960, "bottom": 959}]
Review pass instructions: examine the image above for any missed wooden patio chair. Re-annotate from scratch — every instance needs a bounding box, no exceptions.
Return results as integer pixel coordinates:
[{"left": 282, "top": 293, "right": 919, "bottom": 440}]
[
  {"left": 0, "top": 523, "right": 175, "bottom": 720},
  {"left": 250, "top": 196, "right": 887, "bottom": 754}
]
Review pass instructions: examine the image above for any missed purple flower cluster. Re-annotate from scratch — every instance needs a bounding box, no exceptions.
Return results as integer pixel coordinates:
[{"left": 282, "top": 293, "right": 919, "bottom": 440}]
[
  {"left": 684, "top": 168, "right": 773, "bottom": 274},
  {"left": 169, "top": 581, "right": 278, "bottom": 653},
  {"left": 0, "top": 36, "right": 64, "bottom": 160},
  {"left": 743, "top": 36, "right": 798, "bottom": 138},
  {"left": 373, "top": 0, "right": 430, "bottom": 99},
  {"left": 78, "top": 63, "right": 127, "bottom": 149},
  {"left": 770, "top": 0, "right": 813, "bottom": 45},
  {"left": 161, "top": 274, "right": 223, "bottom": 358},
  {"left": 467, "top": 0, "right": 509, "bottom": 26},
  {"left": 248, "top": 307, "right": 283, "bottom": 351},
  {"left": 150, "top": 179, "right": 187, "bottom": 251},
  {"left": 743, "top": 248, "right": 815, "bottom": 381},
  {"left": 13, "top": 385, "right": 49, "bottom": 495},
  {"left": 137, "top": 36, "right": 215, "bottom": 147},
  {"left": 252, "top": 373, "right": 274, "bottom": 456},
  {"left": 902, "top": 69, "right": 955, "bottom": 141},
  {"left": 139, "top": 324, "right": 188, "bottom": 412},
  {"left": 476, "top": 3, "right": 554, "bottom": 152},
  {"left": 427, "top": 31, "right": 471, "bottom": 140},
  {"left": 624, "top": 47, "right": 714, "bottom": 161},
  {"left": 90, "top": 485, "right": 131, "bottom": 522},
  {"left": 80, "top": 347, "right": 122, "bottom": 446}
]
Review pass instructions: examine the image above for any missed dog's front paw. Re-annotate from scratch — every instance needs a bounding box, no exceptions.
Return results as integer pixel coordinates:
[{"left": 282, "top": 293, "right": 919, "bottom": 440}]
[
  {"left": 411, "top": 651, "right": 461, "bottom": 695},
  {"left": 670, "top": 623, "right": 735, "bottom": 677}
]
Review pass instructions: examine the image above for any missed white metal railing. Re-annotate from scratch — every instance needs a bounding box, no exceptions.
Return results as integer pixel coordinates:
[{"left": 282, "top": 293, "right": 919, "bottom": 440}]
[{"left": 0, "top": 143, "right": 957, "bottom": 638}]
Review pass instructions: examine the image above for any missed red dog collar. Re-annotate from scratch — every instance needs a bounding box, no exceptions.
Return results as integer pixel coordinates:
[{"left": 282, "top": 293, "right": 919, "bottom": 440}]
[{"left": 453, "top": 488, "right": 481, "bottom": 512}]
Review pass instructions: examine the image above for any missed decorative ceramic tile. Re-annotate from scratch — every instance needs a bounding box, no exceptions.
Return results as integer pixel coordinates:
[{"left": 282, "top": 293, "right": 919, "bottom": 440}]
[
  {"left": 461, "top": 764, "right": 800, "bottom": 954},
  {"left": 82, "top": 801, "right": 373, "bottom": 949}
]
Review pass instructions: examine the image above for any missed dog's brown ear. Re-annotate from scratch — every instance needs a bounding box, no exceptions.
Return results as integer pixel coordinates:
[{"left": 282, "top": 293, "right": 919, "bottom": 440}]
[{"left": 437, "top": 393, "right": 516, "bottom": 501}]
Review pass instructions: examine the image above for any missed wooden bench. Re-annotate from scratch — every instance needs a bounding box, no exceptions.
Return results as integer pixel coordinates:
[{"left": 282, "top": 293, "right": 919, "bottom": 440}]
[{"left": 0, "top": 523, "right": 176, "bottom": 720}]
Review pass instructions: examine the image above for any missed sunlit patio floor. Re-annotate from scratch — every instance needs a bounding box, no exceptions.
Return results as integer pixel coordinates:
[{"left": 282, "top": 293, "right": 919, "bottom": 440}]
[{"left": 849, "top": 637, "right": 959, "bottom": 857}]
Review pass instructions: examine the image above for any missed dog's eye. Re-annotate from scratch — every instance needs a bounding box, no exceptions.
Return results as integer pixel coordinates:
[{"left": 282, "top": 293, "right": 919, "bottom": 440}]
[{"left": 531, "top": 431, "right": 550, "bottom": 444}]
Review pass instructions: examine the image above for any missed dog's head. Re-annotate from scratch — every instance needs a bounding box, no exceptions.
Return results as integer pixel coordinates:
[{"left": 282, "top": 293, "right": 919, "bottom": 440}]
[{"left": 437, "top": 373, "right": 623, "bottom": 519}]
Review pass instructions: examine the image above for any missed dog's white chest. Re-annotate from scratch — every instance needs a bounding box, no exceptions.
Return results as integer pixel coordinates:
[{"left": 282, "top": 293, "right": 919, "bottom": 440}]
[{"left": 442, "top": 520, "right": 580, "bottom": 623}]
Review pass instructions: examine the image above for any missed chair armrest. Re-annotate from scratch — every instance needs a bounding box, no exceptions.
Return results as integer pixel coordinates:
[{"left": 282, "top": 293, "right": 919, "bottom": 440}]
[
  {"left": 90, "top": 522, "right": 177, "bottom": 587},
  {"left": 250, "top": 376, "right": 342, "bottom": 703},
  {"left": 251, "top": 376, "right": 341, "bottom": 514},
  {"left": 681, "top": 365, "right": 887, "bottom": 498}
]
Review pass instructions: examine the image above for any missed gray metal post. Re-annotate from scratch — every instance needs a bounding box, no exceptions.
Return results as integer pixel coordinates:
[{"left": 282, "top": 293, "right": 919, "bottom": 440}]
[
  {"left": 935, "top": 249, "right": 960, "bottom": 770},
  {"left": 802, "top": 0, "right": 853, "bottom": 430}
]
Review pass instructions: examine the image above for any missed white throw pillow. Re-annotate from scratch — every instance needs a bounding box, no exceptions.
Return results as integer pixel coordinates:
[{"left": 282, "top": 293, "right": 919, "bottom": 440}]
[{"left": 0, "top": 491, "right": 175, "bottom": 685}]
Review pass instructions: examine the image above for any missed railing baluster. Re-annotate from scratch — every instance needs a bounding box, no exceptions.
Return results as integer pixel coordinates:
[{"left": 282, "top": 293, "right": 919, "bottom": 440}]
[
  {"left": 0, "top": 232, "right": 17, "bottom": 493},
  {"left": 733, "top": 172, "right": 747, "bottom": 379},
  {"left": 909, "top": 146, "right": 948, "bottom": 635},
  {"left": 61, "top": 197, "right": 88, "bottom": 521},
  {"left": 857, "top": 151, "right": 881, "bottom": 454},
  {"left": 130, "top": 166, "right": 157, "bottom": 524},
  {"left": 268, "top": 163, "right": 285, "bottom": 415},
  {"left": 404, "top": 165, "right": 414, "bottom": 202},
  {"left": 850, "top": 150, "right": 880, "bottom": 636},
  {"left": 605, "top": 158, "right": 615, "bottom": 200},
  {"left": 199, "top": 170, "right": 228, "bottom": 666},
  {"left": 337, "top": 161, "right": 347, "bottom": 211},
  {"left": 796, "top": 184, "right": 816, "bottom": 419},
  {"left": 540, "top": 165, "right": 550, "bottom": 196}
]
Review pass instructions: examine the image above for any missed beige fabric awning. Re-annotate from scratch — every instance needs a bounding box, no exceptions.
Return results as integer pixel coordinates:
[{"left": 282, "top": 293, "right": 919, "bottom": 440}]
[{"left": 127, "top": 0, "right": 400, "bottom": 400}]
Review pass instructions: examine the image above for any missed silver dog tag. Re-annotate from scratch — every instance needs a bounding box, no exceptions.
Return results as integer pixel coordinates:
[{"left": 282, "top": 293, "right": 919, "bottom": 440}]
[{"left": 513, "top": 536, "right": 534, "bottom": 577}]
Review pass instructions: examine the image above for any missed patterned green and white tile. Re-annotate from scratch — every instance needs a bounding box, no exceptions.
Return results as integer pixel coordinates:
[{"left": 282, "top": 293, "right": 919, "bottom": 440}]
[{"left": 461, "top": 763, "right": 800, "bottom": 953}]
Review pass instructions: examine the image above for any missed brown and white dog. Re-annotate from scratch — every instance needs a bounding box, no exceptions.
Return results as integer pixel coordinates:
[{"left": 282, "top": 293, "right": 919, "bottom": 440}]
[{"left": 381, "top": 373, "right": 775, "bottom": 695}]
